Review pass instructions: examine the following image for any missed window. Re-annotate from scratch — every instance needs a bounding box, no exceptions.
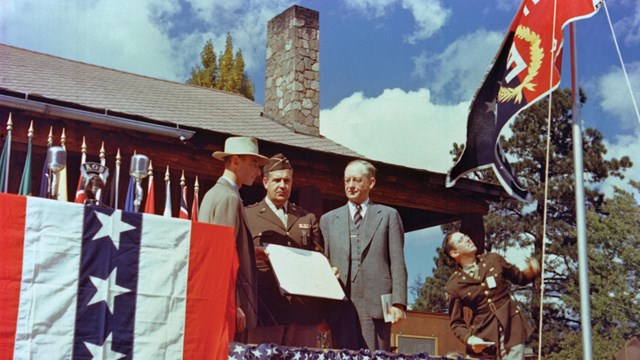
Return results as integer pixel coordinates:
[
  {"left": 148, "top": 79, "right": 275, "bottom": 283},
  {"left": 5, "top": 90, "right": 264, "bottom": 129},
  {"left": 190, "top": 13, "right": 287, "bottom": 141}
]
[{"left": 395, "top": 334, "right": 437, "bottom": 355}]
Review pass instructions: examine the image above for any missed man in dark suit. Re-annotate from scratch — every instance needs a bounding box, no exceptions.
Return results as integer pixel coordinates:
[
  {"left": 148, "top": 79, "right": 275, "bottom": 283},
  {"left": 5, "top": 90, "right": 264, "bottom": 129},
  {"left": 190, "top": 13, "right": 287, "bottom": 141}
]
[
  {"left": 198, "top": 136, "right": 270, "bottom": 342},
  {"left": 245, "top": 153, "right": 324, "bottom": 347},
  {"left": 320, "top": 159, "right": 407, "bottom": 351},
  {"left": 443, "top": 231, "right": 540, "bottom": 360}
]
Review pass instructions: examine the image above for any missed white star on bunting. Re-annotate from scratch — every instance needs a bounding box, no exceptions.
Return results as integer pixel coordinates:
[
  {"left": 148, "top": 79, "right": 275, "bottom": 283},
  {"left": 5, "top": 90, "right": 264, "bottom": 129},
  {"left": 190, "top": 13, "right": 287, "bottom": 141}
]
[
  {"left": 88, "top": 268, "right": 131, "bottom": 314},
  {"left": 92, "top": 211, "right": 136, "bottom": 250},
  {"left": 84, "top": 333, "right": 126, "bottom": 360}
]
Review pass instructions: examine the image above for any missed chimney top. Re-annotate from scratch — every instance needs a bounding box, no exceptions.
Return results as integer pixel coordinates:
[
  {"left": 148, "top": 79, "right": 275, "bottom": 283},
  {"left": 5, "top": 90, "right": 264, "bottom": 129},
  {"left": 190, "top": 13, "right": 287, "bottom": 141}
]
[{"left": 264, "top": 5, "right": 320, "bottom": 136}]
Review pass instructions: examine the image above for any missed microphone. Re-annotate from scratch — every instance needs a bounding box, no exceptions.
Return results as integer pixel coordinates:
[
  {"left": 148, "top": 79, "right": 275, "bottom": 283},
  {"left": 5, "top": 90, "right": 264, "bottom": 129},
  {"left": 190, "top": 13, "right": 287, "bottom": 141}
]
[
  {"left": 129, "top": 154, "right": 149, "bottom": 212},
  {"left": 81, "top": 162, "right": 109, "bottom": 206},
  {"left": 46, "top": 146, "right": 66, "bottom": 199}
]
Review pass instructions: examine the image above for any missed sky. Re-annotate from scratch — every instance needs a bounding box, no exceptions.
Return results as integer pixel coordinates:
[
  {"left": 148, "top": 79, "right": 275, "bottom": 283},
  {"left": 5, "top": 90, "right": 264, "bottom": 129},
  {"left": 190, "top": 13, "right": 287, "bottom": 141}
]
[{"left": 2, "top": 0, "right": 639, "bottom": 305}]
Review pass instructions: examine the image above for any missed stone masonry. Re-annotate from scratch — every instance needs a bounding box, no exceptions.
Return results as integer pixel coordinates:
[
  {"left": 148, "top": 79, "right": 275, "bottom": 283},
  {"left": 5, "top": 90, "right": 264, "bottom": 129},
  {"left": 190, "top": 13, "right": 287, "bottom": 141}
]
[{"left": 264, "top": 5, "right": 320, "bottom": 136}]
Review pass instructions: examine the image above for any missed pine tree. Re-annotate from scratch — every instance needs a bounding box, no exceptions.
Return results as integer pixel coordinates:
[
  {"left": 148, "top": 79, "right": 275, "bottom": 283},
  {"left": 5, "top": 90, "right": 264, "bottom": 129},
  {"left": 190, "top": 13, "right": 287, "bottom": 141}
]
[
  {"left": 186, "top": 34, "right": 255, "bottom": 100},
  {"left": 217, "top": 33, "right": 235, "bottom": 92},
  {"left": 187, "top": 39, "right": 216, "bottom": 88}
]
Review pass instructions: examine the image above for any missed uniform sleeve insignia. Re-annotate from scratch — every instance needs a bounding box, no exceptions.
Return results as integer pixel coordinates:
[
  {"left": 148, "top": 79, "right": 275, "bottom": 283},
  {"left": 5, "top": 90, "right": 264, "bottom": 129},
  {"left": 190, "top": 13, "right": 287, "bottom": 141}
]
[{"left": 298, "top": 223, "right": 311, "bottom": 229}]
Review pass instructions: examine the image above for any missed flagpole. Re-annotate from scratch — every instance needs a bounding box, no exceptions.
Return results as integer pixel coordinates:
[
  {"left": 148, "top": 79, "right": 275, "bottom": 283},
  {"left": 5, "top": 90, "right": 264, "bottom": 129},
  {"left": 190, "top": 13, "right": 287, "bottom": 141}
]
[
  {"left": 569, "top": 22, "right": 593, "bottom": 360},
  {"left": 2, "top": 114, "right": 13, "bottom": 193}
]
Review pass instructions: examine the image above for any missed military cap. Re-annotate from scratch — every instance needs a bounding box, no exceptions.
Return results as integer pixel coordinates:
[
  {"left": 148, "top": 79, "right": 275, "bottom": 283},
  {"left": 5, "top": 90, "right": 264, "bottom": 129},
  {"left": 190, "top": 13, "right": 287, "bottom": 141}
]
[{"left": 263, "top": 153, "right": 292, "bottom": 174}]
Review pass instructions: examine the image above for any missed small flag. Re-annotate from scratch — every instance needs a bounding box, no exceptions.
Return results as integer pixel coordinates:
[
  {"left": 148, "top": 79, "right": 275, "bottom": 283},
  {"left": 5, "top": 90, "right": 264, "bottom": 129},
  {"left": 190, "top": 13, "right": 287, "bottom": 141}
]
[
  {"left": 18, "top": 121, "right": 34, "bottom": 196},
  {"left": 191, "top": 176, "right": 199, "bottom": 222},
  {"left": 0, "top": 113, "right": 13, "bottom": 193},
  {"left": 163, "top": 166, "right": 172, "bottom": 218},
  {"left": 96, "top": 142, "right": 106, "bottom": 204},
  {"left": 74, "top": 137, "right": 87, "bottom": 204},
  {"left": 124, "top": 176, "right": 134, "bottom": 213},
  {"left": 37, "top": 126, "right": 53, "bottom": 198},
  {"left": 57, "top": 129, "right": 68, "bottom": 201},
  {"left": 446, "top": 0, "right": 600, "bottom": 201},
  {"left": 144, "top": 160, "right": 155, "bottom": 215},
  {"left": 108, "top": 148, "right": 122, "bottom": 209},
  {"left": 179, "top": 170, "right": 189, "bottom": 220}
]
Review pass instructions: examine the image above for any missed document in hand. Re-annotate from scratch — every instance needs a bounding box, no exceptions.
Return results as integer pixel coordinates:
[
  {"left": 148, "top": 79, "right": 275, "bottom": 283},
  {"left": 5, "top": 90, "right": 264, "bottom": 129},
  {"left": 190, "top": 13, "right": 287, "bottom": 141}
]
[
  {"left": 381, "top": 294, "right": 407, "bottom": 323},
  {"left": 265, "top": 243, "right": 346, "bottom": 300}
]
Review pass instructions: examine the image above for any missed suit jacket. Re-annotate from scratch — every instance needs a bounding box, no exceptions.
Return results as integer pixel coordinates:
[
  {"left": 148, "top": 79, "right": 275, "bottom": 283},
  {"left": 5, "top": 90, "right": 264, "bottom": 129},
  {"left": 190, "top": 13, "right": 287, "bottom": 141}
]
[
  {"left": 198, "top": 178, "right": 258, "bottom": 330},
  {"left": 319, "top": 202, "right": 407, "bottom": 319},
  {"left": 245, "top": 198, "right": 324, "bottom": 327},
  {"left": 445, "top": 253, "right": 535, "bottom": 355}
]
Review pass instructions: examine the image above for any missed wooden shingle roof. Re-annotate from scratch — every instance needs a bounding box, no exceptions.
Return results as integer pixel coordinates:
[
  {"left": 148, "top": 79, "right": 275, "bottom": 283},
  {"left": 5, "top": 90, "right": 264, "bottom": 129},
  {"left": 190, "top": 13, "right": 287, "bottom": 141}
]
[{"left": 0, "top": 43, "right": 360, "bottom": 157}]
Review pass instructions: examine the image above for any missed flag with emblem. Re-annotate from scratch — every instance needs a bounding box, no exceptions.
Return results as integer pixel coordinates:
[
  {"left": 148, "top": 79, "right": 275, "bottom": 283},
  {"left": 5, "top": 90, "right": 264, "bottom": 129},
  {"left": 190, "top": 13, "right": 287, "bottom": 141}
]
[
  {"left": 0, "top": 193, "right": 238, "bottom": 360},
  {"left": 446, "top": 0, "right": 600, "bottom": 201}
]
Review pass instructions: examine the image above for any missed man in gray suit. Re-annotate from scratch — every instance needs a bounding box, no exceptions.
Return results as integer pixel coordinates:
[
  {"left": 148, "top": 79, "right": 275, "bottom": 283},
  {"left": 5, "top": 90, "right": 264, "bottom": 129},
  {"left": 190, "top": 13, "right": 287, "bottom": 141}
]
[
  {"left": 198, "top": 136, "right": 270, "bottom": 342},
  {"left": 320, "top": 159, "right": 408, "bottom": 351}
]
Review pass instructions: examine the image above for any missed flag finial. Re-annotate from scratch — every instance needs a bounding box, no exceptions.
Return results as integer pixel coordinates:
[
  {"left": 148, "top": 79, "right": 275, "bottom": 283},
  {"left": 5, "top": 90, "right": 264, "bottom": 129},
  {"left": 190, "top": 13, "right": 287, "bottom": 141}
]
[
  {"left": 6, "top": 113, "right": 13, "bottom": 131},
  {"left": 27, "top": 121, "right": 34, "bottom": 138}
]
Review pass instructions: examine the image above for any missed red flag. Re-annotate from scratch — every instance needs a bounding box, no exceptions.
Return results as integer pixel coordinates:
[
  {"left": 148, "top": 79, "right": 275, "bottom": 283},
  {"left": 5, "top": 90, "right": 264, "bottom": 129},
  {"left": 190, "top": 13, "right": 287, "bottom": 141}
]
[
  {"left": 143, "top": 163, "right": 155, "bottom": 215},
  {"left": 0, "top": 193, "right": 237, "bottom": 360},
  {"left": 447, "top": 0, "right": 600, "bottom": 201},
  {"left": 191, "top": 176, "right": 199, "bottom": 222},
  {"left": 74, "top": 177, "right": 86, "bottom": 204},
  {"left": 179, "top": 184, "right": 189, "bottom": 220}
]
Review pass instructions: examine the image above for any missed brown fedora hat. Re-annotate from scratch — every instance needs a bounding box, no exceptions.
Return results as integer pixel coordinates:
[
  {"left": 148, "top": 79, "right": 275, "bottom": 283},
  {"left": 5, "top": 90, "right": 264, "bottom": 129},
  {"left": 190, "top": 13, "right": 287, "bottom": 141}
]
[{"left": 212, "top": 136, "right": 270, "bottom": 165}]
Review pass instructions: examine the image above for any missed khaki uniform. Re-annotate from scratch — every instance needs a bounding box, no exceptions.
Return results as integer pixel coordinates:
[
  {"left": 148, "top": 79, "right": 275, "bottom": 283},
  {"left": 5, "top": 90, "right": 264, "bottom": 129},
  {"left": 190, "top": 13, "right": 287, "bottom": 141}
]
[
  {"left": 445, "top": 253, "right": 535, "bottom": 357},
  {"left": 245, "top": 199, "right": 324, "bottom": 329}
]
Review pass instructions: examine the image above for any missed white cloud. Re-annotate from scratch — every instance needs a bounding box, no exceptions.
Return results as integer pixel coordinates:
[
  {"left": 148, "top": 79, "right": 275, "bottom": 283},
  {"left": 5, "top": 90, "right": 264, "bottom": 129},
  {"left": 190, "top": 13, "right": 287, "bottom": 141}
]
[
  {"left": 1, "top": 0, "right": 295, "bottom": 83},
  {"left": 413, "top": 29, "right": 504, "bottom": 103},
  {"left": 320, "top": 88, "right": 469, "bottom": 173},
  {"left": 343, "top": 0, "right": 450, "bottom": 42},
  {"left": 2, "top": 0, "right": 183, "bottom": 81},
  {"left": 594, "top": 62, "right": 640, "bottom": 199},
  {"left": 600, "top": 131, "right": 640, "bottom": 200},
  {"left": 597, "top": 62, "right": 640, "bottom": 130},
  {"left": 614, "top": 0, "right": 640, "bottom": 45},
  {"left": 342, "top": 0, "right": 397, "bottom": 17},
  {"left": 401, "top": 0, "right": 451, "bottom": 43}
]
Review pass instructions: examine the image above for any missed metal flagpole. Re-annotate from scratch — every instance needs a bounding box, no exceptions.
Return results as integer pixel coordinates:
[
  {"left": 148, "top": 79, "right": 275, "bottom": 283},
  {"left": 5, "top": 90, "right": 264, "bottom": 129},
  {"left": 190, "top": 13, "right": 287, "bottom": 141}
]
[{"left": 569, "top": 22, "right": 593, "bottom": 360}]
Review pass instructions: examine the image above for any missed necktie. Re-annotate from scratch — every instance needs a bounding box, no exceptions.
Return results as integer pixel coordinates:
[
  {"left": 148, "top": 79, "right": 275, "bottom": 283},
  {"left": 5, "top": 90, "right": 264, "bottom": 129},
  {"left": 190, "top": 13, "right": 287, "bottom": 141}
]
[
  {"left": 276, "top": 207, "right": 287, "bottom": 227},
  {"left": 354, "top": 204, "right": 363, "bottom": 227}
]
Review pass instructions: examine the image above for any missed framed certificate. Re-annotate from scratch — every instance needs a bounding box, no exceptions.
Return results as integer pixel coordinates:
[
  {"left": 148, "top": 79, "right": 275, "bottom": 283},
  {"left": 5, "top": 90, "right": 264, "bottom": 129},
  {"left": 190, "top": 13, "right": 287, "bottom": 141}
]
[{"left": 264, "top": 243, "right": 346, "bottom": 300}]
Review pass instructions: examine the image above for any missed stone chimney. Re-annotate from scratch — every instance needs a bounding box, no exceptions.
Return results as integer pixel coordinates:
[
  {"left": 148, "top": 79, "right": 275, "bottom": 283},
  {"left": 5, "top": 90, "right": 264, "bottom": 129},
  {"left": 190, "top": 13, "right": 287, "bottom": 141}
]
[{"left": 264, "top": 5, "right": 319, "bottom": 136}]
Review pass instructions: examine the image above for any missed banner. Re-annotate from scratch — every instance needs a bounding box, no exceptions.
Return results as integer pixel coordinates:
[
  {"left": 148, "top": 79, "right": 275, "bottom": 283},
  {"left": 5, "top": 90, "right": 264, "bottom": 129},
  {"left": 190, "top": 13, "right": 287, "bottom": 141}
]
[
  {"left": 0, "top": 193, "right": 237, "bottom": 359},
  {"left": 446, "top": 0, "right": 600, "bottom": 201}
]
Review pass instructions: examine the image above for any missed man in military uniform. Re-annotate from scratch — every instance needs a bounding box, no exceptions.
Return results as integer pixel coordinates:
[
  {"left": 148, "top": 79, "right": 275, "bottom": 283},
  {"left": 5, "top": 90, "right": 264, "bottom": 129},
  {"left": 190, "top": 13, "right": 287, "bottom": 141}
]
[
  {"left": 442, "top": 231, "right": 540, "bottom": 360},
  {"left": 245, "top": 153, "right": 324, "bottom": 347}
]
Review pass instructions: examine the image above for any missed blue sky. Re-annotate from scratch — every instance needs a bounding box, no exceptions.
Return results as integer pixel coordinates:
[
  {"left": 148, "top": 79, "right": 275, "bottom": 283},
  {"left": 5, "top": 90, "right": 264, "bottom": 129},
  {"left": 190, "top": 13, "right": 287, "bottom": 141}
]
[{"left": 2, "top": 0, "right": 639, "bottom": 304}]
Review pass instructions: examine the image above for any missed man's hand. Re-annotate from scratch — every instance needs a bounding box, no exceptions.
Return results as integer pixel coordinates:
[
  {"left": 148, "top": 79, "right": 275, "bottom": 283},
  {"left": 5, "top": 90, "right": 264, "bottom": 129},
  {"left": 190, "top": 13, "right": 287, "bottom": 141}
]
[
  {"left": 524, "top": 257, "right": 541, "bottom": 278},
  {"left": 467, "top": 335, "right": 492, "bottom": 353},
  {"left": 254, "top": 245, "right": 269, "bottom": 262},
  {"left": 390, "top": 305, "right": 405, "bottom": 324},
  {"left": 236, "top": 306, "right": 246, "bottom": 333},
  {"left": 331, "top": 266, "right": 340, "bottom": 278}
]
